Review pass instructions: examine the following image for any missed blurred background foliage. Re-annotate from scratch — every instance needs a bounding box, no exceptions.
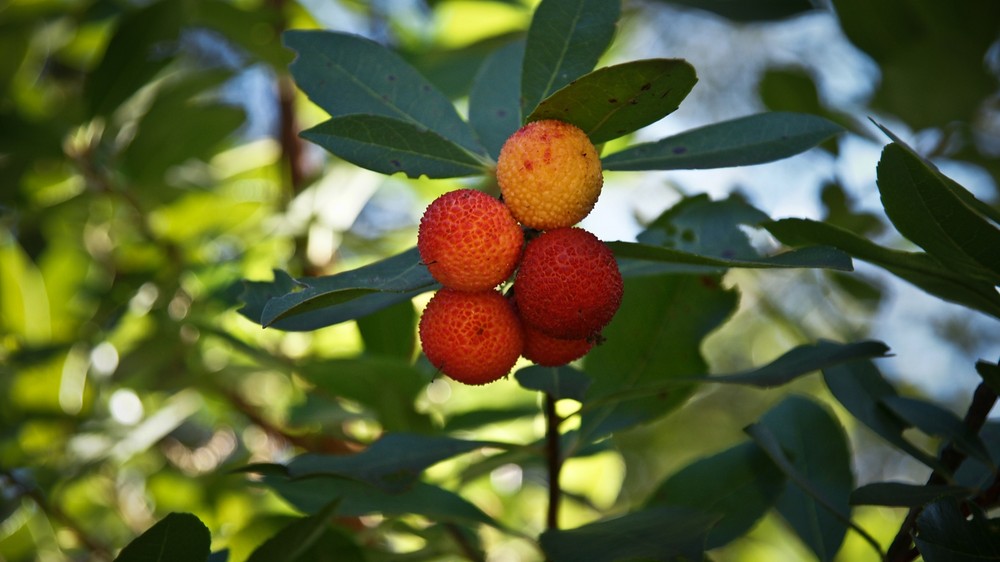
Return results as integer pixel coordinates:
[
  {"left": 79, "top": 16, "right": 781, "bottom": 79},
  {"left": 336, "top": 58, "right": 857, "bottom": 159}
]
[{"left": 0, "top": 0, "right": 997, "bottom": 560}]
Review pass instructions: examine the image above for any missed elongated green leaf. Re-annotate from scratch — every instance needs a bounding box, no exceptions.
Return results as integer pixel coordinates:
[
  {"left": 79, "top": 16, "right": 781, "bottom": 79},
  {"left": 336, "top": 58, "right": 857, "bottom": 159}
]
[
  {"left": 246, "top": 503, "right": 364, "bottom": 562},
  {"left": 915, "top": 499, "right": 1000, "bottom": 562},
  {"left": 284, "top": 30, "right": 486, "bottom": 156},
  {"left": 527, "top": 59, "right": 697, "bottom": 144},
  {"left": 823, "top": 360, "right": 944, "bottom": 472},
  {"left": 610, "top": 241, "right": 852, "bottom": 273},
  {"left": 765, "top": 218, "right": 1000, "bottom": 319},
  {"left": 746, "top": 423, "right": 884, "bottom": 561},
  {"left": 514, "top": 365, "right": 591, "bottom": 402},
  {"left": 602, "top": 112, "right": 842, "bottom": 171},
  {"left": 259, "top": 472, "right": 505, "bottom": 532},
  {"left": 760, "top": 396, "right": 853, "bottom": 562},
  {"left": 287, "top": 434, "right": 508, "bottom": 493},
  {"left": 521, "top": 0, "right": 620, "bottom": 115},
  {"left": 580, "top": 274, "right": 738, "bottom": 439},
  {"left": 850, "top": 482, "right": 973, "bottom": 507},
  {"left": 302, "top": 115, "right": 488, "bottom": 178},
  {"left": 654, "top": 0, "right": 819, "bottom": 21},
  {"left": 540, "top": 506, "right": 717, "bottom": 562},
  {"left": 356, "top": 299, "right": 416, "bottom": 360},
  {"left": 646, "top": 442, "right": 785, "bottom": 548},
  {"left": 239, "top": 247, "right": 438, "bottom": 330},
  {"left": 114, "top": 513, "right": 210, "bottom": 562},
  {"left": 877, "top": 141, "right": 1000, "bottom": 282},
  {"left": 469, "top": 40, "right": 525, "bottom": 160},
  {"left": 881, "top": 396, "right": 994, "bottom": 465}
]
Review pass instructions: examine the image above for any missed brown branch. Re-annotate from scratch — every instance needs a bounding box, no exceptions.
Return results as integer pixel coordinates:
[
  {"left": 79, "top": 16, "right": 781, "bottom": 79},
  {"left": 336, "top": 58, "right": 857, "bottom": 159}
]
[
  {"left": 545, "top": 392, "right": 563, "bottom": 530},
  {"left": 886, "top": 381, "right": 999, "bottom": 562}
]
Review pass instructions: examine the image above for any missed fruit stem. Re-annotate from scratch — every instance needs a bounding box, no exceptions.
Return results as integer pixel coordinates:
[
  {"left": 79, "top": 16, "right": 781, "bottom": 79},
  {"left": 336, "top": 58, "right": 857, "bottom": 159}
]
[{"left": 544, "top": 391, "right": 563, "bottom": 530}]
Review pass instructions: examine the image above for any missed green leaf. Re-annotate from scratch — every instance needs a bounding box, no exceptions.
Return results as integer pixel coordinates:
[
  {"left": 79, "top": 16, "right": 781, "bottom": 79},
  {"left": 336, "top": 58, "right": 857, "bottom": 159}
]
[
  {"left": 876, "top": 141, "right": 1000, "bottom": 283},
  {"left": 850, "top": 482, "right": 973, "bottom": 507},
  {"left": 602, "top": 112, "right": 843, "bottom": 171},
  {"left": 654, "top": 0, "right": 819, "bottom": 21},
  {"left": 709, "top": 340, "right": 890, "bottom": 387},
  {"left": 514, "top": 365, "right": 591, "bottom": 402},
  {"left": 284, "top": 30, "right": 486, "bottom": 157},
  {"left": 85, "top": 0, "right": 185, "bottom": 117},
  {"left": 287, "top": 433, "right": 509, "bottom": 493},
  {"left": 239, "top": 247, "right": 438, "bottom": 330},
  {"left": 539, "top": 506, "right": 717, "bottom": 562},
  {"left": 915, "top": 498, "right": 1000, "bottom": 562},
  {"left": 469, "top": 40, "right": 525, "bottom": 160},
  {"left": 356, "top": 299, "right": 416, "bottom": 360},
  {"left": 976, "top": 361, "right": 1000, "bottom": 396},
  {"left": 645, "top": 442, "right": 785, "bottom": 548},
  {"left": 822, "top": 360, "right": 944, "bottom": 472},
  {"left": 527, "top": 59, "right": 697, "bottom": 144},
  {"left": 759, "top": 396, "right": 853, "bottom": 562},
  {"left": 881, "top": 396, "right": 994, "bottom": 466},
  {"left": 301, "top": 115, "right": 488, "bottom": 178},
  {"left": 580, "top": 274, "right": 738, "bottom": 439},
  {"left": 192, "top": 0, "right": 291, "bottom": 69},
  {"left": 113, "top": 513, "right": 210, "bottom": 562},
  {"left": 520, "top": 0, "right": 621, "bottom": 116},
  {"left": 245, "top": 503, "right": 365, "bottom": 562},
  {"left": 259, "top": 473, "right": 506, "bottom": 532},
  {"left": 611, "top": 241, "right": 852, "bottom": 274},
  {"left": 765, "top": 218, "right": 1000, "bottom": 320},
  {"left": 298, "top": 357, "right": 431, "bottom": 432}
]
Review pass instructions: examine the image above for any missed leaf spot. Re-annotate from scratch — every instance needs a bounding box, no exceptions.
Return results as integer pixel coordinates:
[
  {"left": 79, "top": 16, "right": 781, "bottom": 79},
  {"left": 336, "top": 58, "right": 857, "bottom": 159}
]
[
  {"left": 390, "top": 159, "right": 402, "bottom": 168},
  {"left": 387, "top": 74, "right": 396, "bottom": 81},
  {"left": 608, "top": 98, "right": 618, "bottom": 104},
  {"left": 641, "top": 82, "right": 652, "bottom": 91},
  {"left": 672, "top": 146, "right": 687, "bottom": 154},
  {"left": 496, "top": 109, "right": 507, "bottom": 117}
]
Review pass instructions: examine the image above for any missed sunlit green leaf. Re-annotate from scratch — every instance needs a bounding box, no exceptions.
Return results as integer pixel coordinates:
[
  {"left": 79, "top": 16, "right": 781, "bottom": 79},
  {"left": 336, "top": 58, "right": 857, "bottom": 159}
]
[
  {"left": 527, "top": 59, "right": 697, "bottom": 144},
  {"left": 521, "top": 0, "right": 620, "bottom": 115},
  {"left": 602, "top": 112, "right": 842, "bottom": 171},
  {"left": 469, "top": 40, "right": 525, "bottom": 160},
  {"left": 284, "top": 30, "right": 487, "bottom": 157},
  {"left": 245, "top": 503, "right": 364, "bottom": 562},
  {"left": 540, "top": 506, "right": 717, "bottom": 562},
  {"left": 646, "top": 442, "right": 784, "bottom": 548},
  {"left": 113, "top": 513, "right": 210, "bottom": 562}
]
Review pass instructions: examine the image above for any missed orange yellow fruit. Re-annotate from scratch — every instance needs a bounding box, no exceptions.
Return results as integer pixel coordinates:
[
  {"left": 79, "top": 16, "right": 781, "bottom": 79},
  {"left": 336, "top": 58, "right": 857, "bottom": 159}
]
[
  {"left": 418, "top": 288, "right": 524, "bottom": 385},
  {"left": 496, "top": 120, "right": 603, "bottom": 230},
  {"left": 513, "top": 227, "right": 623, "bottom": 339},
  {"left": 417, "top": 189, "right": 524, "bottom": 292}
]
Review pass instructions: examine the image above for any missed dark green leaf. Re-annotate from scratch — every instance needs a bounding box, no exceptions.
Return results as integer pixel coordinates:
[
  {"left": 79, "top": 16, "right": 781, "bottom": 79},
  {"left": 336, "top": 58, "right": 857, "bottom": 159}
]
[
  {"left": 356, "top": 299, "right": 416, "bottom": 360},
  {"left": 610, "top": 240, "right": 852, "bottom": 273},
  {"left": 602, "top": 112, "right": 842, "bottom": 171},
  {"left": 514, "top": 365, "right": 591, "bottom": 402},
  {"left": 239, "top": 247, "right": 438, "bottom": 330},
  {"left": 521, "top": 0, "right": 620, "bottom": 115},
  {"left": 580, "top": 274, "right": 738, "bottom": 439},
  {"left": 915, "top": 498, "right": 1000, "bottom": 562},
  {"left": 638, "top": 194, "right": 768, "bottom": 255},
  {"left": 539, "top": 506, "right": 717, "bottom": 562},
  {"left": 245, "top": 503, "right": 365, "bottom": 562},
  {"left": 760, "top": 396, "right": 853, "bottom": 562},
  {"left": 527, "top": 59, "right": 697, "bottom": 144},
  {"left": 881, "top": 396, "right": 994, "bottom": 465},
  {"left": 765, "top": 218, "right": 1000, "bottom": 320},
  {"left": 850, "top": 482, "right": 973, "bottom": 507},
  {"left": 301, "top": 115, "right": 488, "bottom": 178},
  {"left": 298, "top": 357, "right": 431, "bottom": 433},
  {"left": 876, "top": 141, "right": 1000, "bottom": 283},
  {"left": 656, "top": 0, "right": 819, "bottom": 21},
  {"left": 646, "top": 442, "right": 785, "bottom": 548},
  {"left": 85, "top": 0, "right": 185, "bottom": 117},
  {"left": 113, "top": 513, "right": 210, "bottom": 562},
  {"left": 976, "top": 361, "right": 1000, "bottom": 396},
  {"left": 284, "top": 30, "right": 486, "bottom": 157},
  {"left": 287, "top": 433, "right": 509, "bottom": 493},
  {"left": 469, "top": 40, "right": 525, "bottom": 160},
  {"left": 709, "top": 340, "right": 890, "bottom": 387},
  {"left": 822, "top": 360, "right": 943, "bottom": 471},
  {"left": 260, "top": 473, "right": 505, "bottom": 531}
]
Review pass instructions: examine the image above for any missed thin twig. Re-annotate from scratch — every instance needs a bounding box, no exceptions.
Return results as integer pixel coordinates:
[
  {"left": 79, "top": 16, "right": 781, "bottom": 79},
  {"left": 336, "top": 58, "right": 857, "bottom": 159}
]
[
  {"left": 886, "top": 381, "right": 998, "bottom": 562},
  {"left": 545, "top": 392, "right": 562, "bottom": 530}
]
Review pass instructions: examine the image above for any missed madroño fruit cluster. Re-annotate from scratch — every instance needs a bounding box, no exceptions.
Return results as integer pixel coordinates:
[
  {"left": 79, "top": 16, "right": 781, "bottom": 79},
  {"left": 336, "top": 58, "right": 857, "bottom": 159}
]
[{"left": 417, "top": 120, "right": 623, "bottom": 385}]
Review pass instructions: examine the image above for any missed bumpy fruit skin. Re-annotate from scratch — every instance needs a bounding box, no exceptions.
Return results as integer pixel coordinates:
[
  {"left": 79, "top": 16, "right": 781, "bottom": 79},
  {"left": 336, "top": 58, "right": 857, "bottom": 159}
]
[
  {"left": 514, "top": 227, "right": 623, "bottom": 339},
  {"left": 418, "top": 189, "right": 524, "bottom": 292},
  {"left": 496, "top": 120, "right": 603, "bottom": 230},
  {"left": 522, "top": 323, "right": 594, "bottom": 366},
  {"left": 418, "top": 289, "right": 524, "bottom": 385}
]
